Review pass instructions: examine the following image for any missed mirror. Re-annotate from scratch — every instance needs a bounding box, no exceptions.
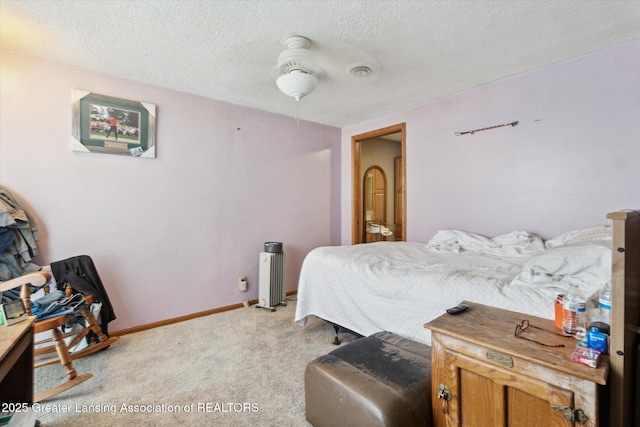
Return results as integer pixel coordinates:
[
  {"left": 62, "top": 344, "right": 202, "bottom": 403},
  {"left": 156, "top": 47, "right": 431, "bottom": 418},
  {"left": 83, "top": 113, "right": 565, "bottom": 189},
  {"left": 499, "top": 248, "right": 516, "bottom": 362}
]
[{"left": 363, "top": 166, "right": 388, "bottom": 242}]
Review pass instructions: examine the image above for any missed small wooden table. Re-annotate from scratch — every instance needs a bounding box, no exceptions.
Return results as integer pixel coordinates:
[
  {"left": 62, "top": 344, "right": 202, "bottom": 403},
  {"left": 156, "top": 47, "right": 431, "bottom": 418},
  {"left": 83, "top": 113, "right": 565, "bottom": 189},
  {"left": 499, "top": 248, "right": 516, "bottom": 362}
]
[
  {"left": 424, "top": 302, "right": 608, "bottom": 427},
  {"left": 0, "top": 317, "right": 35, "bottom": 404}
]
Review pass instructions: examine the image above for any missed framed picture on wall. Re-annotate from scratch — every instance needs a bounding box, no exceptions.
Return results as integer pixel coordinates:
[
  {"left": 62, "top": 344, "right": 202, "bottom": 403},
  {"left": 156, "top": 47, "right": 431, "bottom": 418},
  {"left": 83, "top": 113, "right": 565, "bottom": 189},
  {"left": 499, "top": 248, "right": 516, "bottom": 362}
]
[{"left": 71, "top": 90, "right": 156, "bottom": 158}]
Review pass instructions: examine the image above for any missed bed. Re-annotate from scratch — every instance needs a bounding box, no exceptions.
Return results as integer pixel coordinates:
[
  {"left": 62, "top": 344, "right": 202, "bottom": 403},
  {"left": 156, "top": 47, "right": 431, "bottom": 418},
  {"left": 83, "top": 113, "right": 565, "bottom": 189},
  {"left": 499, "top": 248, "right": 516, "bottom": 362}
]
[{"left": 295, "top": 210, "right": 639, "bottom": 427}]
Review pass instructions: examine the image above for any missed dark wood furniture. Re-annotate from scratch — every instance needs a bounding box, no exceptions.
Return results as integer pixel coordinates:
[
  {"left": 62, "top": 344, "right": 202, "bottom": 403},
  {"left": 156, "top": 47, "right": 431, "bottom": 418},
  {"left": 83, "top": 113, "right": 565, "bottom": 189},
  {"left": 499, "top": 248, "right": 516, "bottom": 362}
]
[
  {"left": 0, "top": 317, "right": 35, "bottom": 404},
  {"left": 606, "top": 211, "right": 639, "bottom": 427}
]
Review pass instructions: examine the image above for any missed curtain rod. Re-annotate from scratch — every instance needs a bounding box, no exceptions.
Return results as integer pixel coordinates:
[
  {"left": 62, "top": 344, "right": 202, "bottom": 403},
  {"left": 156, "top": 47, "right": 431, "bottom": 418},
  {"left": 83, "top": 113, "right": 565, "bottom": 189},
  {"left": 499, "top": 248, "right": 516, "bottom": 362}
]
[{"left": 455, "top": 121, "right": 518, "bottom": 136}]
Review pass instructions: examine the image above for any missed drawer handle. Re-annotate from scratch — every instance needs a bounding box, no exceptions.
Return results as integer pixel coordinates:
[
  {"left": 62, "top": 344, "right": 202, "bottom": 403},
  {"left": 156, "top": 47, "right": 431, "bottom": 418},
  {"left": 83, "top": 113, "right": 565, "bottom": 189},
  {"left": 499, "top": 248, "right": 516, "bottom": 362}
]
[
  {"left": 437, "top": 384, "right": 452, "bottom": 414},
  {"left": 552, "top": 405, "right": 589, "bottom": 424}
]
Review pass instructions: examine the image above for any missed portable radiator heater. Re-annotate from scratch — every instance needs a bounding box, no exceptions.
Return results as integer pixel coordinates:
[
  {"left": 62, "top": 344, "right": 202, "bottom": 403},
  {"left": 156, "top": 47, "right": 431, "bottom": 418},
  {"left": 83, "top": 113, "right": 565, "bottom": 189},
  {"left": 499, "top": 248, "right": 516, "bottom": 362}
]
[{"left": 256, "top": 242, "right": 286, "bottom": 311}]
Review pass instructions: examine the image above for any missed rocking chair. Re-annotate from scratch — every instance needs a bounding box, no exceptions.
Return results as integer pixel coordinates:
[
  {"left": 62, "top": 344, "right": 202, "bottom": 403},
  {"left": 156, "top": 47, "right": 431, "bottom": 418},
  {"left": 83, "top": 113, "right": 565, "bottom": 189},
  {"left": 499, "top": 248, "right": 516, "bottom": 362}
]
[
  {"left": 32, "top": 274, "right": 119, "bottom": 368},
  {"left": 1, "top": 270, "right": 115, "bottom": 401}
]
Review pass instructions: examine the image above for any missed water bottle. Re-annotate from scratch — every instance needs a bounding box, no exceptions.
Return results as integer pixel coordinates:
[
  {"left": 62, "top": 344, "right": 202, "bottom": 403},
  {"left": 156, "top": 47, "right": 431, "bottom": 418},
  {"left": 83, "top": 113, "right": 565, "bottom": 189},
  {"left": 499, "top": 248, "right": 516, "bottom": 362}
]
[
  {"left": 598, "top": 284, "right": 612, "bottom": 324},
  {"left": 589, "top": 283, "right": 612, "bottom": 337},
  {"left": 562, "top": 285, "right": 586, "bottom": 339}
]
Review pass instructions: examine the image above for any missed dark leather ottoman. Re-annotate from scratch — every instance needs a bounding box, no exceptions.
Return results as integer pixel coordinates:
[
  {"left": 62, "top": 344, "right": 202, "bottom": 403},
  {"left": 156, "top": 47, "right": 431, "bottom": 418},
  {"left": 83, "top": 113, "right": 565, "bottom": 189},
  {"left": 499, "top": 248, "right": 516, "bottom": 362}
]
[{"left": 305, "top": 331, "right": 432, "bottom": 427}]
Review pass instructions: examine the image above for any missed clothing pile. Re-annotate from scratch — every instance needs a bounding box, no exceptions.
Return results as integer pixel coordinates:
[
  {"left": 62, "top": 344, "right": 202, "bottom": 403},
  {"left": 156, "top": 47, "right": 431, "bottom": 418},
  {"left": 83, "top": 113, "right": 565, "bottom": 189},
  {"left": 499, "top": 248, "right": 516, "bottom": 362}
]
[
  {"left": 30, "top": 291, "right": 87, "bottom": 321},
  {"left": 0, "top": 186, "right": 116, "bottom": 338},
  {"left": 0, "top": 185, "right": 41, "bottom": 287}
]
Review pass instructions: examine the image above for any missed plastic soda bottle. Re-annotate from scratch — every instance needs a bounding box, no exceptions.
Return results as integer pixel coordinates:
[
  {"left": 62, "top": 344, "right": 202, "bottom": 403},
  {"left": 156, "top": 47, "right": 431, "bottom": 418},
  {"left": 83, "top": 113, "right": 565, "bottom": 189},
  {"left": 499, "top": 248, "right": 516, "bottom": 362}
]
[{"left": 562, "top": 285, "right": 586, "bottom": 339}]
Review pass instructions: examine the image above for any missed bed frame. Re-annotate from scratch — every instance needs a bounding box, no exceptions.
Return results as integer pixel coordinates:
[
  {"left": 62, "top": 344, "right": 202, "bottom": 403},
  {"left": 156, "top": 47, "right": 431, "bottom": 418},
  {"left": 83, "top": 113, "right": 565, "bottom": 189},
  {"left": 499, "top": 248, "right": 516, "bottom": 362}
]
[{"left": 607, "top": 210, "right": 639, "bottom": 427}]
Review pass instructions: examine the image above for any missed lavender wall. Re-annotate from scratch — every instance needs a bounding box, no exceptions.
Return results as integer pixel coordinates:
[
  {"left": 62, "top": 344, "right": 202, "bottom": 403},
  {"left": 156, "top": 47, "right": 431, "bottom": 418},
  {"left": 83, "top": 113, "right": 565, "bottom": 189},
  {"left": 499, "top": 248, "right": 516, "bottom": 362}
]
[
  {"left": 2, "top": 39, "right": 639, "bottom": 332},
  {"left": 0, "top": 51, "right": 341, "bottom": 332},
  {"left": 341, "top": 40, "right": 640, "bottom": 243}
]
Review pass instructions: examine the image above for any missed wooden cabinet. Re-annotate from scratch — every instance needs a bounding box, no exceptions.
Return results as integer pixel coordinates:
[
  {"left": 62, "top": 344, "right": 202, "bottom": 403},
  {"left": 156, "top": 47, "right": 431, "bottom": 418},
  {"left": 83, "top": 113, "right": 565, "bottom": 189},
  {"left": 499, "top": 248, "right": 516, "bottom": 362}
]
[
  {"left": 424, "top": 302, "right": 608, "bottom": 427},
  {"left": 0, "top": 317, "right": 35, "bottom": 404}
]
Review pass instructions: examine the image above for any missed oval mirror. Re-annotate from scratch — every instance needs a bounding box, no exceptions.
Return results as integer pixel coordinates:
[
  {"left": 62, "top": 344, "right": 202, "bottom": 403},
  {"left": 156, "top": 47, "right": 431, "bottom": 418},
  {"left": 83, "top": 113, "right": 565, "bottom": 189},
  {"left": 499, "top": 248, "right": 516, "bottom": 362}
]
[{"left": 363, "top": 165, "right": 387, "bottom": 242}]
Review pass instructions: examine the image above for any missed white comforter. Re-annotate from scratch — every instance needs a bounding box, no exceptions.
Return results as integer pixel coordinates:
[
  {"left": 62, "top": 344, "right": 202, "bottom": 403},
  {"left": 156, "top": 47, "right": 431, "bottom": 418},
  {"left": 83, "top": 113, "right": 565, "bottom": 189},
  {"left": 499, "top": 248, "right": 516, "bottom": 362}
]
[{"left": 294, "top": 241, "right": 560, "bottom": 345}]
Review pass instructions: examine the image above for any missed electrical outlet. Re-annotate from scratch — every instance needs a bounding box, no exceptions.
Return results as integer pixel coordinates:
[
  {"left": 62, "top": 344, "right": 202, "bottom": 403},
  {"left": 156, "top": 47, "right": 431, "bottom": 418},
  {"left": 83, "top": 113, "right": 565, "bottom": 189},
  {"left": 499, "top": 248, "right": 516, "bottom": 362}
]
[{"left": 238, "top": 276, "right": 247, "bottom": 292}]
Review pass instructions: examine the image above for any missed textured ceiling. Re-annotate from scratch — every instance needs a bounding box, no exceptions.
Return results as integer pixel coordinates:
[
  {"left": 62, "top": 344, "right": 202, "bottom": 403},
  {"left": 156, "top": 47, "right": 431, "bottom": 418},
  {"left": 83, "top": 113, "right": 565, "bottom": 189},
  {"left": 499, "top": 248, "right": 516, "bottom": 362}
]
[{"left": 1, "top": 1, "right": 639, "bottom": 128}]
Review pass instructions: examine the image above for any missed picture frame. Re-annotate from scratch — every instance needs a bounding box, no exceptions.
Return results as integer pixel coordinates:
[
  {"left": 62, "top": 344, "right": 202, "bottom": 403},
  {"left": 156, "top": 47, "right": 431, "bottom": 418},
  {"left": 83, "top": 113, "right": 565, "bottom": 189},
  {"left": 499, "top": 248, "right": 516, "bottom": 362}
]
[
  {"left": 1, "top": 299, "right": 27, "bottom": 326},
  {"left": 71, "top": 90, "right": 156, "bottom": 158}
]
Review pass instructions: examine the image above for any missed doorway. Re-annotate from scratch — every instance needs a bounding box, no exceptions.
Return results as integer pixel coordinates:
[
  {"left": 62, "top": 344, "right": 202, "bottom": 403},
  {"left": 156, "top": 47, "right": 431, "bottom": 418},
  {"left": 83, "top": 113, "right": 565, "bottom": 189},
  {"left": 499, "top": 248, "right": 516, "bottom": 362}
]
[{"left": 351, "top": 123, "right": 406, "bottom": 244}]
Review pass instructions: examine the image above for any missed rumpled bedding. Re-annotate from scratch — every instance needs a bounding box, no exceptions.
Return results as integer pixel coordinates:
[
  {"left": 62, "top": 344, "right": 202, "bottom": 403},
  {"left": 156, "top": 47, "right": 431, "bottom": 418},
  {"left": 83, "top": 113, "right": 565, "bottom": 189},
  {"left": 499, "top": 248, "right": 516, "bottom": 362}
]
[
  {"left": 295, "top": 241, "right": 559, "bottom": 346},
  {"left": 426, "top": 229, "right": 545, "bottom": 255},
  {"left": 509, "top": 241, "right": 611, "bottom": 300},
  {"left": 295, "top": 227, "right": 610, "bottom": 346}
]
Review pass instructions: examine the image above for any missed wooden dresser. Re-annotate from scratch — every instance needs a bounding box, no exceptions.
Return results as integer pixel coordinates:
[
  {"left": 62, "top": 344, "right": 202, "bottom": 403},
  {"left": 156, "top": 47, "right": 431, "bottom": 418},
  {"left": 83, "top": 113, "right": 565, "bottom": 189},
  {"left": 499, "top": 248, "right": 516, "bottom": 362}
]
[
  {"left": 424, "top": 302, "right": 608, "bottom": 427},
  {"left": 0, "top": 317, "right": 35, "bottom": 404}
]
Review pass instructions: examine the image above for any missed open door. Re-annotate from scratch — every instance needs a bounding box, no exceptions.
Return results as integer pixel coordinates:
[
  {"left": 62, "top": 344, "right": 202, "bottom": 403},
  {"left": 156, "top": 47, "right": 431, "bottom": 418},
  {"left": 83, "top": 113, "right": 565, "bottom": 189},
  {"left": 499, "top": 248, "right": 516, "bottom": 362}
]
[{"left": 351, "top": 123, "right": 406, "bottom": 244}]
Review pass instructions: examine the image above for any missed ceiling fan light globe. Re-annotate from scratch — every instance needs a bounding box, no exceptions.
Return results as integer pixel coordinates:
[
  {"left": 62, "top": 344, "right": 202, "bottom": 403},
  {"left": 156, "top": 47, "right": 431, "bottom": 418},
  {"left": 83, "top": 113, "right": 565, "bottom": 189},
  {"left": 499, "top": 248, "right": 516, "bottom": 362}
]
[{"left": 276, "top": 72, "right": 318, "bottom": 99}]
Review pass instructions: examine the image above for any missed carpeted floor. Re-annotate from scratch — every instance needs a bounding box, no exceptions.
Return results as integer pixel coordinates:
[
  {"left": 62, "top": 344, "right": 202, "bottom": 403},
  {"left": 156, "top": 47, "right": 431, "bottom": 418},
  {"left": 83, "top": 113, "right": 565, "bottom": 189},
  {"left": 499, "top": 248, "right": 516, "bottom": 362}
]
[{"left": 33, "top": 299, "right": 357, "bottom": 426}]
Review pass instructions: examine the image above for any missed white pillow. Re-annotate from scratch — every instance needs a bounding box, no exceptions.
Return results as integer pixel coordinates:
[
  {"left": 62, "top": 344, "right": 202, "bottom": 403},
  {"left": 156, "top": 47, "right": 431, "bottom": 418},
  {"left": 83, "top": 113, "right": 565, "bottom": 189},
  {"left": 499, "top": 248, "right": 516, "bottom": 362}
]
[
  {"left": 545, "top": 225, "right": 611, "bottom": 249},
  {"left": 510, "top": 241, "right": 611, "bottom": 300}
]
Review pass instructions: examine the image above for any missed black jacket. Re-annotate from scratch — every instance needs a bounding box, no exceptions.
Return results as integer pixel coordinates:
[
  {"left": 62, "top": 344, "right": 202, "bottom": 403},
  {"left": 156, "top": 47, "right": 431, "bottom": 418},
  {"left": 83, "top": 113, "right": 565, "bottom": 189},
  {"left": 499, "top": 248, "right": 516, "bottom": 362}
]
[{"left": 51, "top": 255, "right": 116, "bottom": 336}]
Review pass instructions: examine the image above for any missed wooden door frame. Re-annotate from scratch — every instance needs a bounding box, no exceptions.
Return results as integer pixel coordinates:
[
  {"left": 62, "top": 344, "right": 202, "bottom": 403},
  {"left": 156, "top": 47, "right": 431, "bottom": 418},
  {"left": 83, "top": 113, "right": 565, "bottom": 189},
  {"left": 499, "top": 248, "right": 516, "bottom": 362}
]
[{"left": 351, "top": 123, "right": 406, "bottom": 244}]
